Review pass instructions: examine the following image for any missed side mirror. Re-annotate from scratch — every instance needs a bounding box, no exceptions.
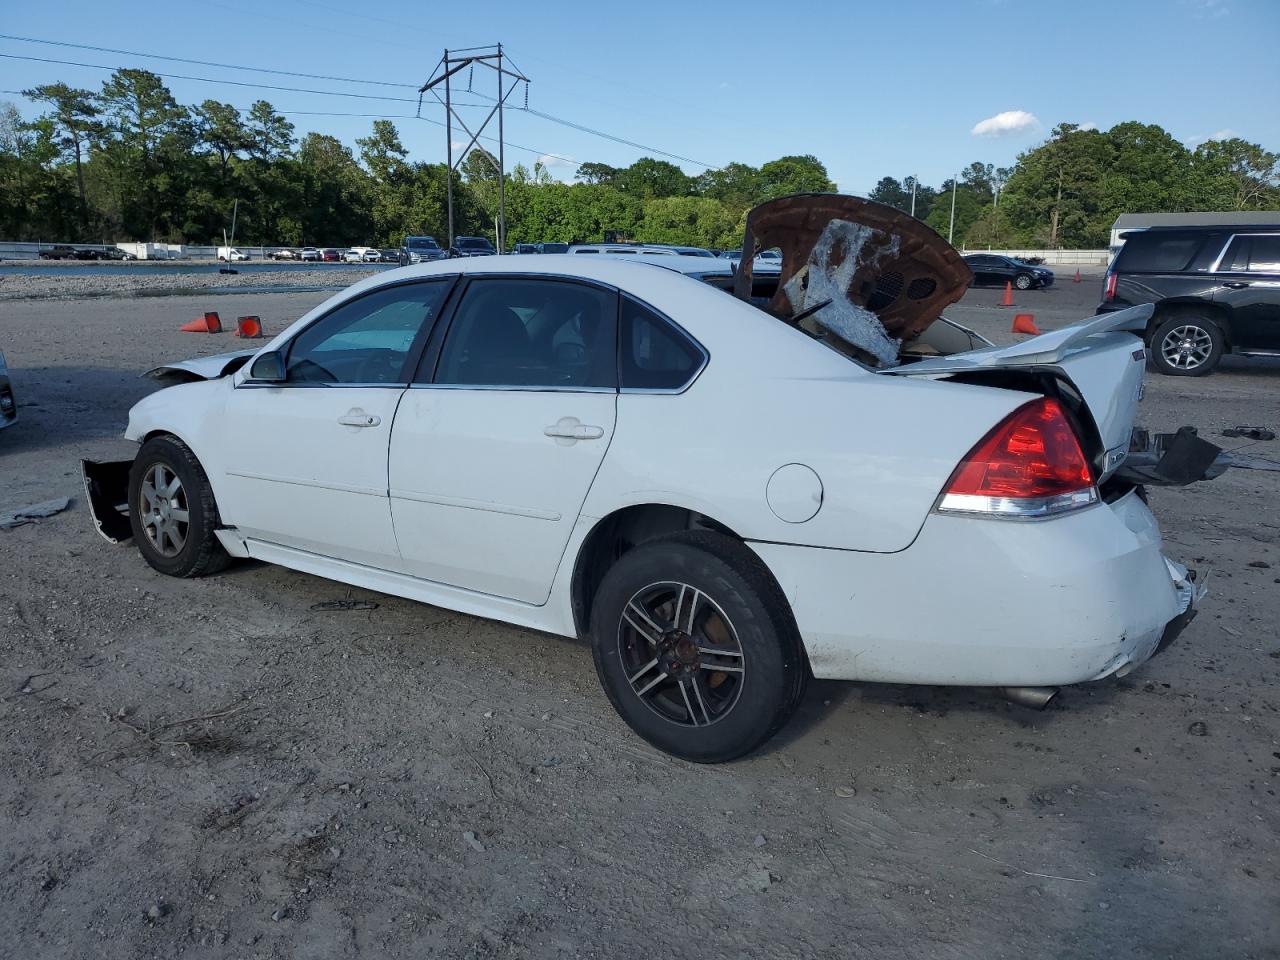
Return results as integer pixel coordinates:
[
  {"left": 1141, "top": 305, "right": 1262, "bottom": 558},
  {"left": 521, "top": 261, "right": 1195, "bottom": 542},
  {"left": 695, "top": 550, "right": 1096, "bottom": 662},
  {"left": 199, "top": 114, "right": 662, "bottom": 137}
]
[{"left": 248, "top": 350, "right": 286, "bottom": 383}]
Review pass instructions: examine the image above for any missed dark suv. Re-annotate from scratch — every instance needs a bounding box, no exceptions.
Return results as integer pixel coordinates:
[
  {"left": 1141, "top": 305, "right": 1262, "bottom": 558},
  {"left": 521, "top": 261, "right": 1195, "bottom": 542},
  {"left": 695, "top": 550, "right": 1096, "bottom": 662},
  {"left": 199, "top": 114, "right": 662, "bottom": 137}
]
[{"left": 1100, "top": 225, "right": 1280, "bottom": 376}]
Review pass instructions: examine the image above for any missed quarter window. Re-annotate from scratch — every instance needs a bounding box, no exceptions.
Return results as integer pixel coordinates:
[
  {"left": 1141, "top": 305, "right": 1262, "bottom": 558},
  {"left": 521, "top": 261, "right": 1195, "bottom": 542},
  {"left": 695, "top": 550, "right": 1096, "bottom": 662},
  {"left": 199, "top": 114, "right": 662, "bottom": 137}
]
[
  {"left": 434, "top": 279, "right": 617, "bottom": 389},
  {"left": 1118, "top": 233, "right": 1201, "bottom": 273},
  {"left": 620, "top": 296, "right": 704, "bottom": 391},
  {"left": 285, "top": 280, "right": 450, "bottom": 385}
]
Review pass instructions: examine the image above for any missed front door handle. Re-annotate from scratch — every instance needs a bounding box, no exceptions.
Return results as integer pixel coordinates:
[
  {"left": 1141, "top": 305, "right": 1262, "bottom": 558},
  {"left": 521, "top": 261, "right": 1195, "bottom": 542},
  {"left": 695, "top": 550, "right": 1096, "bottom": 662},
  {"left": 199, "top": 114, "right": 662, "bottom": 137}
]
[
  {"left": 1222, "top": 280, "right": 1251, "bottom": 289},
  {"left": 544, "top": 416, "right": 605, "bottom": 443},
  {"left": 338, "top": 410, "right": 381, "bottom": 428}
]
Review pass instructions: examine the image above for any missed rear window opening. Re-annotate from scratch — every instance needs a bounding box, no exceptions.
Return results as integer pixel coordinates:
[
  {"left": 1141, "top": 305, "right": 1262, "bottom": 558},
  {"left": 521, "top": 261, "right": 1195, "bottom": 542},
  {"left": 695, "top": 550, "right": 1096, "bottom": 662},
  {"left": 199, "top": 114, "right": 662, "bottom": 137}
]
[{"left": 1114, "top": 233, "right": 1203, "bottom": 273}]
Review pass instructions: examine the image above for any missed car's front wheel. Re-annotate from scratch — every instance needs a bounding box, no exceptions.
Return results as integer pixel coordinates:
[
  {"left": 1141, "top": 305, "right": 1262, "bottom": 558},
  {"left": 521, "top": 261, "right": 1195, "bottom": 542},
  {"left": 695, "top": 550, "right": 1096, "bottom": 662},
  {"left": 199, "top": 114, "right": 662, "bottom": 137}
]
[
  {"left": 589, "top": 532, "right": 808, "bottom": 763},
  {"left": 129, "top": 435, "right": 231, "bottom": 578},
  {"left": 1014, "top": 272, "right": 1034, "bottom": 290},
  {"left": 1149, "top": 314, "right": 1225, "bottom": 376}
]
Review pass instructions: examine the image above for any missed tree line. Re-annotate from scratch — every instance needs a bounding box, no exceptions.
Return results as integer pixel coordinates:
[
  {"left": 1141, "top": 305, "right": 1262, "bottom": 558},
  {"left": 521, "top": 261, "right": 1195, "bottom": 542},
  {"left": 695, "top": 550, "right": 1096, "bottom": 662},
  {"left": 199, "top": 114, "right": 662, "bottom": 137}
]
[{"left": 1, "top": 68, "right": 1276, "bottom": 250}]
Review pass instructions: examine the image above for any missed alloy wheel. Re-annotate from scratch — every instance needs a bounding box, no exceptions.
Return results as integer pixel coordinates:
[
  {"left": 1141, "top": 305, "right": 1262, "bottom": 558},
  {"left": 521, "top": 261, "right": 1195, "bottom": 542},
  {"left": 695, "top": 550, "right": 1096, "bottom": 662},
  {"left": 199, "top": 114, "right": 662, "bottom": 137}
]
[
  {"left": 139, "top": 463, "right": 189, "bottom": 557},
  {"left": 1160, "top": 324, "right": 1214, "bottom": 370},
  {"left": 617, "top": 581, "right": 746, "bottom": 727}
]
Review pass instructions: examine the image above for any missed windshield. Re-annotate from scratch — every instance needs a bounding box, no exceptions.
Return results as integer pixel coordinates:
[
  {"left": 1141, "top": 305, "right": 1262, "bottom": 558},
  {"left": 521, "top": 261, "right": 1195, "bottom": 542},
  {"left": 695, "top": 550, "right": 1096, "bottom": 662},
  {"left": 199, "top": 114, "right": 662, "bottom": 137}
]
[
  {"left": 458, "top": 238, "right": 494, "bottom": 250},
  {"left": 406, "top": 237, "right": 439, "bottom": 250},
  {"left": 540, "top": 242, "right": 568, "bottom": 253}
]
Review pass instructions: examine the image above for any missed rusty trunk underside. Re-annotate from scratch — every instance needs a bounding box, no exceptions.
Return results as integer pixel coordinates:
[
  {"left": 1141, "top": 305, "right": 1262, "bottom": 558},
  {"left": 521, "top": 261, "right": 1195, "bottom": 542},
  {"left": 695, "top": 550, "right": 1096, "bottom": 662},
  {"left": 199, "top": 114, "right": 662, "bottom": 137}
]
[{"left": 732, "top": 194, "right": 973, "bottom": 366}]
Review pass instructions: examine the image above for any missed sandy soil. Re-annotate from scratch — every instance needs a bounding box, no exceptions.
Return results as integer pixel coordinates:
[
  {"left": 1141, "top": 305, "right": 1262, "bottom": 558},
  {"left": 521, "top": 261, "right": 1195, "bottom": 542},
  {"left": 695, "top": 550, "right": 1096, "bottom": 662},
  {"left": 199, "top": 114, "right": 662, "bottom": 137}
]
[{"left": 0, "top": 277, "right": 1277, "bottom": 959}]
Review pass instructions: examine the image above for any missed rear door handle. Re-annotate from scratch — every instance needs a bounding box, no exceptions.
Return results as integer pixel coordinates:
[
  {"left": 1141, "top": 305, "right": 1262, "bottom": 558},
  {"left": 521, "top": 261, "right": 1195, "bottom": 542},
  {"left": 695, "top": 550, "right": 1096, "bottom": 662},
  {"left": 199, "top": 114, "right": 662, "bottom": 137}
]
[
  {"left": 338, "top": 411, "right": 381, "bottom": 428},
  {"left": 544, "top": 416, "right": 605, "bottom": 442},
  {"left": 1222, "top": 281, "right": 1251, "bottom": 289}
]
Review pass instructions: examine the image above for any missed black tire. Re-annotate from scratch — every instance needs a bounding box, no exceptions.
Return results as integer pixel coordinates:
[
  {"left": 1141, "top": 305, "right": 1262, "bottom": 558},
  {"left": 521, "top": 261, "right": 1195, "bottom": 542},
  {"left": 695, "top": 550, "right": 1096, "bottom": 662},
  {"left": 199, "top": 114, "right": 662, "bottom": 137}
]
[
  {"left": 128, "top": 435, "right": 231, "bottom": 578},
  {"left": 1148, "top": 313, "right": 1224, "bottom": 377},
  {"left": 1014, "top": 272, "right": 1034, "bottom": 290},
  {"left": 589, "top": 531, "right": 808, "bottom": 763}
]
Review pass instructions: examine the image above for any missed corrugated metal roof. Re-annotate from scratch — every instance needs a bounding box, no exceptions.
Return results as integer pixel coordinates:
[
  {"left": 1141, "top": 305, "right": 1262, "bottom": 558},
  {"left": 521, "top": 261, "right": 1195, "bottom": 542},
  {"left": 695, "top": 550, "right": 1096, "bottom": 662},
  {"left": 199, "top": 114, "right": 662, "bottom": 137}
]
[{"left": 1112, "top": 211, "right": 1280, "bottom": 229}]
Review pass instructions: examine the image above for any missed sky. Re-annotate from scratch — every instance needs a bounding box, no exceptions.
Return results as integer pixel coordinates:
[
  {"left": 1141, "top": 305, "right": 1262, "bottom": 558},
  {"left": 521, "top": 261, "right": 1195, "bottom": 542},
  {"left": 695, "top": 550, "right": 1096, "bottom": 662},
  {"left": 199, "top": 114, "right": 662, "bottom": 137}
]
[{"left": 2, "top": 0, "right": 1277, "bottom": 192}]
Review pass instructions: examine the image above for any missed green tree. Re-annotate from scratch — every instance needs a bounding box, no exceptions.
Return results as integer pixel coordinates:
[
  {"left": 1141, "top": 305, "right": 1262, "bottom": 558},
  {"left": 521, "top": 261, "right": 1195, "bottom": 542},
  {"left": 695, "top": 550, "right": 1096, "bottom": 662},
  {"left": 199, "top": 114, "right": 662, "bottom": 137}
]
[
  {"left": 574, "top": 161, "right": 619, "bottom": 186},
  {"left": 635, "top": 196, "right": 737, "bottom": 248},
  {"left": 246, "top": 100, "right": 294, "bottom": 162},
  {"left": 758, "top": 154, "right": 836, "bottom": 199},
  {"left": 1192, "top": 137, "right": 1280, "bottom": 210},
  {"left": 192, "top": 100, "right": 249, "bottom": 185},
  {"left": 617, "top": 157, "right": 692, "bottom": 198},
  {"left": 23, "top": 82, "right": 100, "bottom": 231}
]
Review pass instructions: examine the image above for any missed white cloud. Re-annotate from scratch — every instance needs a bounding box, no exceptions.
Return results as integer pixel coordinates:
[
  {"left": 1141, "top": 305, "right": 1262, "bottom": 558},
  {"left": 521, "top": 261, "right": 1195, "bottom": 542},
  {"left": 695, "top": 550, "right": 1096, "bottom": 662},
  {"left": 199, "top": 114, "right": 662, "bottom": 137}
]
[
  {"left": 1078, "top": 121, "right": 1098, "bottom": 131},
  {"left": 1209, "top": 128, "right": 1236, "bottom": 140},
  {"left": 1187, "top": 0, "right": 1229, "bottom": 18},
  {"left": 971, "top": 110, "right": 1039, "bottom": 138},
  {"left": 536, "top": 153, "right": 576, "bottom": 171}
]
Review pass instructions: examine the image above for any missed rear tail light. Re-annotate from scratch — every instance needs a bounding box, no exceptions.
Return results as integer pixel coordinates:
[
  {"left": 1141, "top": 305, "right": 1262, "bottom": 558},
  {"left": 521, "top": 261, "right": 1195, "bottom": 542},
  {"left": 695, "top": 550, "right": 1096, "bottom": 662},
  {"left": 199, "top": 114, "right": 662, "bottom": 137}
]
[
  {"left": 938, "top": 397, "right": 1097, "bottom": 519},
  {"left": 1103, "top": 271, "right": 1118, "bottom": 302}
]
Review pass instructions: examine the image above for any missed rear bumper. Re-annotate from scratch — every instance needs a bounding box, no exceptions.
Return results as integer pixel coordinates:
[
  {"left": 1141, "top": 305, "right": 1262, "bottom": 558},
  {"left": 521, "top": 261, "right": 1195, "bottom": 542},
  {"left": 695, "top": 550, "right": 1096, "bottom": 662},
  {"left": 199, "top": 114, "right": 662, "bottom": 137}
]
[{"left": 750, "top": 489, "right": 1200, "bottom": 686}]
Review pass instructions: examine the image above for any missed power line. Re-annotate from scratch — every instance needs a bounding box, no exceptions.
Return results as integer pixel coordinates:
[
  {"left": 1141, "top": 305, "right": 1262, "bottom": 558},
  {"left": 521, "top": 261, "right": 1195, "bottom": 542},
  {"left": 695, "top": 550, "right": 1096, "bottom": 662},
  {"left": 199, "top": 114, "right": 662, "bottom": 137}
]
[
  {"left": 0, "top": 37, "right": 710, "bottom": 167},
  {"left": 0, "top": 32, "right": 418, "bottom": 88}
]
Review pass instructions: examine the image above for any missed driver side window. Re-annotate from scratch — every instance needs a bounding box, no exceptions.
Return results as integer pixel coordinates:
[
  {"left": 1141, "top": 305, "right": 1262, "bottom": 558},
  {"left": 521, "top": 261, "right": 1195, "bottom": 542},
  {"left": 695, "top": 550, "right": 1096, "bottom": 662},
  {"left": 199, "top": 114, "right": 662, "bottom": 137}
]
[{"left": 286, "top": 280, "right": 451, "bottom": 385}]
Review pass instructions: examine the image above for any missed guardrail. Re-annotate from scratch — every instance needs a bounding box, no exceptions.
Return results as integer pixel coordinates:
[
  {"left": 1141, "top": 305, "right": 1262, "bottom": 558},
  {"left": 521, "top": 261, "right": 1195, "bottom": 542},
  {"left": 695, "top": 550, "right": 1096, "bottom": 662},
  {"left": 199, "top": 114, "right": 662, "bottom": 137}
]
[{"left": 961, "top": 248, "right": 1111, "bottom": 265}]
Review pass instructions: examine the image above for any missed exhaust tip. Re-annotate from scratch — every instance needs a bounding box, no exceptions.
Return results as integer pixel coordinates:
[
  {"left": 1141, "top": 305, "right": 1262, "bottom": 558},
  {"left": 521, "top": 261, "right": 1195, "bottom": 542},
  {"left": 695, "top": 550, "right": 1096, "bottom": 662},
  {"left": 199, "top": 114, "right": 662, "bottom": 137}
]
[{"left": 1001, "top": 686, "right": 1060, "bottom": 710}]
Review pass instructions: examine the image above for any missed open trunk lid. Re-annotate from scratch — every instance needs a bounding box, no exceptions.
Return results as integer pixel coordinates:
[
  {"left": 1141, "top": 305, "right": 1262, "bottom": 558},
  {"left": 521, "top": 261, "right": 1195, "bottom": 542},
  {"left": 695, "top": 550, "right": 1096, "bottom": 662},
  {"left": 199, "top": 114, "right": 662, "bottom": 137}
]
[{"left": 879, "top": 304, "right": 1154, "bottom": 481}]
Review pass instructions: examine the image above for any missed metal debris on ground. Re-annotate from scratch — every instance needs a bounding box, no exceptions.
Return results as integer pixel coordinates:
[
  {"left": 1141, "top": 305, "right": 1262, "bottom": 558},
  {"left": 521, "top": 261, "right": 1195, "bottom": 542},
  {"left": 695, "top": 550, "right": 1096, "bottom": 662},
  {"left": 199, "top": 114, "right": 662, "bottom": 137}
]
[
  {"left": 0, "top": 496, "right": 72, "bottom": 530},
  {"left": 309, "top": 599, "right": 380, "bottom": 612},
  {"left": 1221, "top": 426, "right": 1275, "bottom": 441}
]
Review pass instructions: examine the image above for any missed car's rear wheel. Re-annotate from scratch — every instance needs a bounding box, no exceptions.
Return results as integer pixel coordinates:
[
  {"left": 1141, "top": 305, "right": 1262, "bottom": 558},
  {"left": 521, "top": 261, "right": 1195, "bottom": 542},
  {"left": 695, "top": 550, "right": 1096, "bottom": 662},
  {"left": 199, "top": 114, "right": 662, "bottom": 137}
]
[
  {"left": 1014, "top": 273, "right": 1034, "bottom": 290},
  {"left": 589, "top": 532, "right": 808, "bottom": 763},
  {"left": 129, "top": 435, "right": 231, "bottom": 578},
  {"left": 1149, "top": 314, "right": 1224, "bottom": 376}
]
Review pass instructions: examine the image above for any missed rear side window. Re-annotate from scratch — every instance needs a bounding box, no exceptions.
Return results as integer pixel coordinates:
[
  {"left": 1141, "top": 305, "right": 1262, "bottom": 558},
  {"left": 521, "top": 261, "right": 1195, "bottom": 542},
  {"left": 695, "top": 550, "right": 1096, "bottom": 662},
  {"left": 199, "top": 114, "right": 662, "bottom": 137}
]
[
  {"left": 1116, "top": 233, "right": 1201, "bottom": 272},
  {"left": 620, "top": 296, "right": 704, "bottom": 391},
  {"left": 435, "top": 278, "right": 617, "bottom": 389},
  {"left": 1220, "top": 235, "right": 1280, "bottom": 273}
]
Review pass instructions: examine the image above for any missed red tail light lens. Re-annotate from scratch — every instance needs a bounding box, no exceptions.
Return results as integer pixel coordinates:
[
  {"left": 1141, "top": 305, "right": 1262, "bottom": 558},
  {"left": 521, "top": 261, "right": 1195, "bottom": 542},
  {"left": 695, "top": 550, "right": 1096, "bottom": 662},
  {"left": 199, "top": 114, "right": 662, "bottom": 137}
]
[
  {"left": 939, "top": 398, "right": 1097, "bottom": 518},
  {"left": 1103, "top": 272, "right": 1117, "bottom": 301}
]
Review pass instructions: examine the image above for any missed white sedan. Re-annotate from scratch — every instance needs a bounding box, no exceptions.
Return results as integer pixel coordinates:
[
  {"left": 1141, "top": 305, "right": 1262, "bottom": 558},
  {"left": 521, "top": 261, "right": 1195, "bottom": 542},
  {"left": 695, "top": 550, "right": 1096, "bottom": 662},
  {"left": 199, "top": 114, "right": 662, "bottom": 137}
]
[{"left": 82, "top": 238, "right": 1208, "bottom": 761}]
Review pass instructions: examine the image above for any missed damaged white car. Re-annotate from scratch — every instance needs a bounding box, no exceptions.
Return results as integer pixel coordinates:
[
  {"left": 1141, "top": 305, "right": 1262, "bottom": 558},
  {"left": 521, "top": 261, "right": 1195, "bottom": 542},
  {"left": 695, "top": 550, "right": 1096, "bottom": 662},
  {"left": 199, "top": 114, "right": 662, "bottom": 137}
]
[{"left": 84, "top": 195, "right": 1218, "bottom": 762}]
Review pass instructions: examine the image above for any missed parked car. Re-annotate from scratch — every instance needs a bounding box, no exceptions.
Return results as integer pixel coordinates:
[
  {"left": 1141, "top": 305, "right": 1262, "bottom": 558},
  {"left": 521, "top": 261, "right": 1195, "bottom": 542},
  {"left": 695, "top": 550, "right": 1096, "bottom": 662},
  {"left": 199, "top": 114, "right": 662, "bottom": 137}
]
[
  {"left": 300, "top": 247, "right": 321, "bottom": 262},
  {"left": 511, "top": 243, "right": 540, "bottom": 255},
  {"left": 1099, "top": 225, "right": 1280, "bottom": 376},
  {"left": 343, "top": 248, "right": 366, "bottom": 263},
  {"left": 83, "top": 195, "right": 1211, "bottom": 763},
  {"left": 379, "top": 249, "right": 400, "bottom": 263},
  {"left": 568, "top": 244, "right": 678, "bottom": 257},
  {"left": 963, "top": 254, "right": 1054, "bottom": 290},
  {"left": 269, "top": 248, "right": 299, "bottom": 261},
  {"left": 449, "top": 236, "right": 496, "bottom": 258},
  {"left": 217, "top": 247, "right": 249, "bottom": 263},
  {"left": 321, "top": 249, "right": 341, "bottom": 262},
  {"left": 400, "top": 236, "right": 447, "bottom": 265},
  {"left": 104, "top": 247, "right": 138, "bottom": 261},
  {"left": 538, "top": 242, "right": 569, "bottom": 254},
  {"left": 39, "top": 245, "right": 80, "bottom": 260},
  {"left": 0, "top": 347, "right": 16, "bottom": 430}
]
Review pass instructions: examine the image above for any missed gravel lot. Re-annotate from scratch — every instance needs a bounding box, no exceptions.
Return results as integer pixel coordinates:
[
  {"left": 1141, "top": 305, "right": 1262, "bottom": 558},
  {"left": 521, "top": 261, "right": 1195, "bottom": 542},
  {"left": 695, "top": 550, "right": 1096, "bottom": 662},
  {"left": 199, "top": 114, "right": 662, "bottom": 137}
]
[{"left": 1, "top": 271, "right": 1277, "bottom": 959}]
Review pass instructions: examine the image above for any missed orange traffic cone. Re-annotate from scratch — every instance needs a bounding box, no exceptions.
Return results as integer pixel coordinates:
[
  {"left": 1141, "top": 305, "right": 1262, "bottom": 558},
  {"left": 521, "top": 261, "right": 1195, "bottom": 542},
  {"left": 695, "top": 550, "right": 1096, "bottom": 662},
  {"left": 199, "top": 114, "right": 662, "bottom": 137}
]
[
  {"left": 179, "top": 311, "right": 221, "bottom": 333},
  {"left": 235, "top": 315, "right": 263, "bottom": 338},
  {"left": 1012, "top": 313, "right": 1040, "bottom": 335},
  {"left": 1073, "top": 269, "right": 1082, "bottom": 283},
  {"left": 999, "top": 281, "right": 1014, "bottom": 307}
]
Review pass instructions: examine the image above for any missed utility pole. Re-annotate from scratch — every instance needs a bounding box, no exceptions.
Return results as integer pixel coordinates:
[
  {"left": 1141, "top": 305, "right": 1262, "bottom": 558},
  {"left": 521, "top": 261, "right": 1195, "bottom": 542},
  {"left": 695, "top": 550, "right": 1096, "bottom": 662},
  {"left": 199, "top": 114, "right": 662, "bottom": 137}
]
[
  {"left": 419, "top": 45, "right": 529, "bottom": 253},
  {"left": 948, "top": 173, "right": 958, "bottom": 245},
  {"left": 909, "top": 176, "right": 917, "bottom": 217}
]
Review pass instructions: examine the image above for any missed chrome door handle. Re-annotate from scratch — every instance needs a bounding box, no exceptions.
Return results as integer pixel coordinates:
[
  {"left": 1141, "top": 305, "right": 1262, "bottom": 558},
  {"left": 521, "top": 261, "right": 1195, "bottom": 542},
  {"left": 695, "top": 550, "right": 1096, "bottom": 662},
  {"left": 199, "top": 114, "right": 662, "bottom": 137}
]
[
  {"left": 544, "top": 416, "right": 605, "bottom": 442},
  {"left": 338, "top": 412, "right": 381, "bottom": 428},
  {"left": 1222, "top": 281, "right": 1250, "bottom": 289}
]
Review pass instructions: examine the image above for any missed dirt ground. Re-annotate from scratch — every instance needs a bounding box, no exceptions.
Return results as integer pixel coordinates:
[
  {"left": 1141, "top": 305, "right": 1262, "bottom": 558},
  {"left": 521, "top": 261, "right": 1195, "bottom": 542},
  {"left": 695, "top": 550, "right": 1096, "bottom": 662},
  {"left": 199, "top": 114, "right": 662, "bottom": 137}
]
[{"left": 1, "top": 273, "right": 1277, "bottom": 959}]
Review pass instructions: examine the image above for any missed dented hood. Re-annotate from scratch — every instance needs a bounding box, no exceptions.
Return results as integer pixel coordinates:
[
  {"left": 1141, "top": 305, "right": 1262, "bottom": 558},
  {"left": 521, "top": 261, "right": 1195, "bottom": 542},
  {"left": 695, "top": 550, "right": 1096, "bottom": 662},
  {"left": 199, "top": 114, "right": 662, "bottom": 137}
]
[
  {"left": 143, "top": 349, "right": 256, "bottom": 384},
  {"left": 732, "top": 194, "right": 972, "bottom": 366}
]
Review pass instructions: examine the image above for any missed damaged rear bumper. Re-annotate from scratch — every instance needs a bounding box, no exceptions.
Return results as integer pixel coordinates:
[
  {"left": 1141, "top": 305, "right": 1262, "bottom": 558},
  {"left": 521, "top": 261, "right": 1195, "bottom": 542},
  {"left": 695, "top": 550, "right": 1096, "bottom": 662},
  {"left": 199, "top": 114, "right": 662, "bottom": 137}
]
[
  {"left": 748, "top": 488, "right": 1202, "bottom": 687},
  {"left": 81, "top": 458, "right": 133, "bottom": 543}
]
